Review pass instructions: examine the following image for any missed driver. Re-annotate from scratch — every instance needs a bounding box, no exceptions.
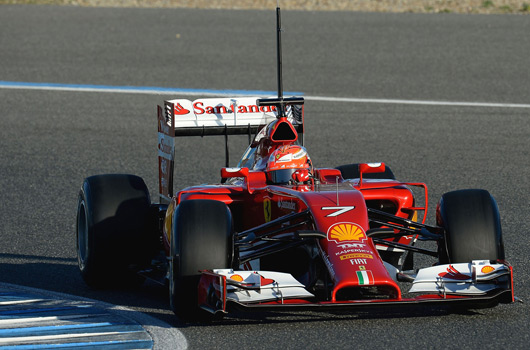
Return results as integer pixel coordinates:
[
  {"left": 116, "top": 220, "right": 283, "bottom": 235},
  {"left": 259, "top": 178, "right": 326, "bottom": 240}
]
[{"left": 266, "top": 145, "right": 312, "bottom": 185}]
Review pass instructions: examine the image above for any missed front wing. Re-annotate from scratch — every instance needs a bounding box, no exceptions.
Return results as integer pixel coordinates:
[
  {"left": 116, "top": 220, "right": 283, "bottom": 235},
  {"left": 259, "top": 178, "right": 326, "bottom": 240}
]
[{"left": 197, "top": 261, "right": 514, "bottom": 315}]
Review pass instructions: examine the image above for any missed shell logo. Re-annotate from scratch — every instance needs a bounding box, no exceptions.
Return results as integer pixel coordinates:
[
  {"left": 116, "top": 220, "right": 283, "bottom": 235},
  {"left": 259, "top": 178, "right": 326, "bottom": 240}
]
[
  {"left": 327, "top": 222, "right": 366, "bottom": 243},
  {"left": 481, "top": 266, "right": 495, "bottom": 274},
  {"left": 230, "top": 274, "right": 244, "bottom": 282}
]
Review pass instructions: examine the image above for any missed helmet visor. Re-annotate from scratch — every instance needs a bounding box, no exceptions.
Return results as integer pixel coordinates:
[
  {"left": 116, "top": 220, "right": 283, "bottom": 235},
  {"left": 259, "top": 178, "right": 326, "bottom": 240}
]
[{"left": 267, "top": 169, "right": 297, "bottom": 184}]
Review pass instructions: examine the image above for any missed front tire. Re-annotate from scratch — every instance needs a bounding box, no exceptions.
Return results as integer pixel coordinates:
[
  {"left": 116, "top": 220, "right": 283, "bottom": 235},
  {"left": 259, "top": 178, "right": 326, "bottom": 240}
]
[
  {"left": 76, "top": 174, "right": 154, "bottom": 287},
  {"left": 437, "top": 189, "right": 504, "bottom": 264},
  {"left": 169, "top": 199, "right": 233, "bottom": 321}
]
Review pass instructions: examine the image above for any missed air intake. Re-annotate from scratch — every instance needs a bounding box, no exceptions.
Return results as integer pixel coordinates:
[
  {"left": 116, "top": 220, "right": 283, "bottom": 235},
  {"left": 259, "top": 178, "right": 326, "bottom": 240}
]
[{"left": 270, "top": 119, "right": 298, "bottom": 142}]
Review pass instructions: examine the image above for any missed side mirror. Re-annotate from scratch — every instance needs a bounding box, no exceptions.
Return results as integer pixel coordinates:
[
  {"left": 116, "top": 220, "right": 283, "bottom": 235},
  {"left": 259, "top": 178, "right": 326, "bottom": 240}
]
[
  {"left": 358, "top": 163, "right": 386, "bottom": 187},
  {"left": 221, "top": 167, "right": 250, "bottom": 179},
  {"left": 359, "top": 162, "right": 386, "bottom": 174}
]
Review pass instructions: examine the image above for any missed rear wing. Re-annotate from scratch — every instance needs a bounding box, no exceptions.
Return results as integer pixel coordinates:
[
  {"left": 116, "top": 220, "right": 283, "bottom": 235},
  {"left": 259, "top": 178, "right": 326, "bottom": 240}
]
[{"left": 157, "top": 96, "right": 304, "bottom": 203}]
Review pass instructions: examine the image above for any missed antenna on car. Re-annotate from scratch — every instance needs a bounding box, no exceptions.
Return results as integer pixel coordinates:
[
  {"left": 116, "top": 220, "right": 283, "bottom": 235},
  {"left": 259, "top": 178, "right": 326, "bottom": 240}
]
[
  {"left": 276, "top": 1, "right": 284, "bottom": 117},
  {"left": 257, "top": 1, "right": 304, "bottom": 119}
]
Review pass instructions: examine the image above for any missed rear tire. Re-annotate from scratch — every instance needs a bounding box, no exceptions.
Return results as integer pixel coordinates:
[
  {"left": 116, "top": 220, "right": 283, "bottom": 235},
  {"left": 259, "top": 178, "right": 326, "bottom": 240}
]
[
  {"left": 76, "top": 174, "right": 154, "bottom": 287},
  {"left": 437, "top": 189, "right": 504, "bottom": 264},
  {"left": 169, "top": 200, "right": 233, "bottom": 321},
  {"left": 336, "top": 163, "right": 395, "bottom": 180}
]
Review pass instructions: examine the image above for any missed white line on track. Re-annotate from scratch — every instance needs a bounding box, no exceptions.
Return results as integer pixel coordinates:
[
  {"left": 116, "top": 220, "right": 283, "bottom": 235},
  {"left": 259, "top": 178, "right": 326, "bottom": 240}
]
[
  {"left": 0, "top": 331, "right": 134, "bottom": 345},
  {"left": 303, "top": 95, "right": 530, "bottom": 109},
  {"left": 1, "top": 80, "right": 529, "bottom": 109},
  {"left": 0, "top": 299, "right": 44, "bottom": 306}
]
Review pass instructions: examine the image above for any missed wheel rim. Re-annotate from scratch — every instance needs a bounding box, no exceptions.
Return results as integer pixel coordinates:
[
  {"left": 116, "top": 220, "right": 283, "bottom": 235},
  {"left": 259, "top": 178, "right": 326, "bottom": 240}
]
[{"left": 77, "top": 199, "right": 89, "bottom": 270}]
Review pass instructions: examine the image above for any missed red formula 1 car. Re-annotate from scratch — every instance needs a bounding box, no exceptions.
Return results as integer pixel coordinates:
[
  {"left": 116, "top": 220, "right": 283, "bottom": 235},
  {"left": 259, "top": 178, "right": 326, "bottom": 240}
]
[{"left": 75, "top": 7, "right": 513, "bottom": 321}]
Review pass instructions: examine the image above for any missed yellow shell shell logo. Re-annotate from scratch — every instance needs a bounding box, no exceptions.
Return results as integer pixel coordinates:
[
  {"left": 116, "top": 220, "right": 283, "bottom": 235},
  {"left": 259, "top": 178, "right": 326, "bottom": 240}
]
[
  {"left": 481, "top": 266, "right": 495, "bottom": 274},
  {"left": 327, "top": 222, "right": 366, "bottom": 243},
  {"left": 230, "top": 274, "right": 244, "bottom": 282}
]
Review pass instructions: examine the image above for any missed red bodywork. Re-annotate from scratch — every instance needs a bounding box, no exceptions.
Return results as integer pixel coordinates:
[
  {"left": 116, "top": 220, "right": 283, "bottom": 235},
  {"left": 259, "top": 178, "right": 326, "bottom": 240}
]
[{"left": 157, "top": 98, "right": 513, "bottom": 315}]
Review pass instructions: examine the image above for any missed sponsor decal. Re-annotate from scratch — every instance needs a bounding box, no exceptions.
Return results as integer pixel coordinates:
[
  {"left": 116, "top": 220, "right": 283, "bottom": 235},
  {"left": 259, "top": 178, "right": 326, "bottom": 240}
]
[
  {"left": 292, "top": 148, "right": 306, "bottom": 159},
  {"left": 159, "top": 158, "right": 168, "bottom": 175},
  {"left": 321, "top": 206, "right": 355, "bottom": 217},
  {"left": 278, "top": 199, "right": 296, "bottom": 210},
  {"left": 359, "top": 266, "right": 366, "bottom": 270},
  {"left": 158, "top": 104, "right": 174, "bottom": 199},
  {"left": 327, "top": 222, "right": 366, "bottom": 243},
  {"left": 173, "top": 103, "right": 190, "bottom": 115},
  {"left": 159, "top": 158, "right": 169, "bottom": 191},
  {"left": 356, "top": 270, "right": 374, "bottom": 285},
  {"left": 438, "top": 265, "right": 470, "bottom": 280},
  {"left": 481, "top": 265, "right": 495, "bottom": 274},
  {"left": 193, "top": 101, "right": 276, "bottom": 115},
  {"left": 275, "top": 151, "right": 292, "bottom": 162},
  {"left": 263, "top": 198, "right": 272, "bottom": 222},
  {"left": 337, "top": 242, "right": 366, "bottom": 249},
  {"left": 230, "top": 274, "right": 244, "bottom": 282},
  {"left": 158, "top": 135, "right": 174, "bottom": 157},
  {"left": 350, "top": 258, "right": 368, "bottom": 265},
  {"left": 168, "top": 98, "right": 280, "bottom": 121},
  {"left": 340, "top": 253, "right": 373, "bottom": 261},
  {"left": 335, "top": 248, "right": 372, "bottom": 256},
  {"left": 229, "top": 273, "right": 275, "bottom": 287}
]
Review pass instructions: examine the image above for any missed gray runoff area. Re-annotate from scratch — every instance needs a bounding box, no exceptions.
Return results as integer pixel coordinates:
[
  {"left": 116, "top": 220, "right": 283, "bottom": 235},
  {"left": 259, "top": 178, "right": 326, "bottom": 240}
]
[{"left": 0, "top": 4, "right": 528, "bottom": 350}]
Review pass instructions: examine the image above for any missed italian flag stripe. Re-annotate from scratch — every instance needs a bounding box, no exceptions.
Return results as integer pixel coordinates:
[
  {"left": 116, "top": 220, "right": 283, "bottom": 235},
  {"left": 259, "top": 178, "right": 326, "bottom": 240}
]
[{"left": 356, "top": 270, "right": 374, "bottom": 285}]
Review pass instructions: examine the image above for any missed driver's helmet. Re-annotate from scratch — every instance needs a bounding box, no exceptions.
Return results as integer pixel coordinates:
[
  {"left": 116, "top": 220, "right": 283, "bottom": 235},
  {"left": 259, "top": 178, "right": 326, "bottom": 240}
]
[{"left": 266, "top": 145, "right": 312, "bottom": 184}]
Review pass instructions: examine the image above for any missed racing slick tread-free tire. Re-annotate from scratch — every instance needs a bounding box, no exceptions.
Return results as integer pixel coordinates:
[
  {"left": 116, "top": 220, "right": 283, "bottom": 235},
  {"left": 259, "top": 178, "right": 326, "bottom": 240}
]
[
  {"left": 76, "top": 174, "right": 154, "bottom": 287},
  {"left": 169, "top": 199, "right": 233, "bottom": 321},
  {"left": 437, "top": 189, "right": 505, "bottom": 264},
  {"left": 336, "top": 163, "right": 396, "bottom": 180}
]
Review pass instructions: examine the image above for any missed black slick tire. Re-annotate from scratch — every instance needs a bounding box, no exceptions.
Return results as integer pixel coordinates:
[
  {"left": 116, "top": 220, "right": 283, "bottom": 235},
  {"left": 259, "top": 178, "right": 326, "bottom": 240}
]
[
  {"left": 169, "top": 199, "right": 233, "bottom": 321},
  {"left": 76, "top": 174, "right": 153, "bottom": 287},
  {"left": 437, "top": 189, "right": 505, "bottom": 264}
]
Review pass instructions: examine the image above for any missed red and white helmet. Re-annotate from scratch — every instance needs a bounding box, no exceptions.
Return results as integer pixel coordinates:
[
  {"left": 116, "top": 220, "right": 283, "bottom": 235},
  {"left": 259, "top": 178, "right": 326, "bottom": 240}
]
[{"left": 266, "top": 145, "right": 312, "bottom": 184}]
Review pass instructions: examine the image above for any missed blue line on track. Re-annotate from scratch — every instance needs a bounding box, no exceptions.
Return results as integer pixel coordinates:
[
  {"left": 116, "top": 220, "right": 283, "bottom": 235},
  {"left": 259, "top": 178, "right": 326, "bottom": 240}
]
[
  {"left": 0, "top": 339, "right": 153, "bottom": 350},
  {"left": 0, "top": 306, "right": 84, "bottom": 315},
  {"left": 0, "top": 322, "right": 116, "bottom": 336},
  {"left": 0, "top": 80, "right": 303, "bottom": 97}
]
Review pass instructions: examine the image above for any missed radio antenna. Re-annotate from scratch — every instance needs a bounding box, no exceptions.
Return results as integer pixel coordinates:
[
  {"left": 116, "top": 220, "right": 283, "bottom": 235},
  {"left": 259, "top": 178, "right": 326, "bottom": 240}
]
[
  {"left": 276, "top": 3, "right": 284, "bottom": 118},
  {"left": 257, "top": 1, "right": 304, "bottom": 121}
]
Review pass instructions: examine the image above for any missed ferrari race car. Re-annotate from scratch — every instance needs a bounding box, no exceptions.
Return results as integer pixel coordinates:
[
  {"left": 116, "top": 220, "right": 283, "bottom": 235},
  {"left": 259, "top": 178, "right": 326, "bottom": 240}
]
[
  {"left": 76, "top": 95, "right": 514, "bottom": 320},
  {"left": 75, "top": 7, "right": 514, "bottom": 321}
]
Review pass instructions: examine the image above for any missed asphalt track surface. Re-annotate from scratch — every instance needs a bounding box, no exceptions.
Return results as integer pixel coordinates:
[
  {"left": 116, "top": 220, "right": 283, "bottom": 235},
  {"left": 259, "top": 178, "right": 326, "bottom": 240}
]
[{"left": 1, "top": 5, "right": 529, "bottom": 349}]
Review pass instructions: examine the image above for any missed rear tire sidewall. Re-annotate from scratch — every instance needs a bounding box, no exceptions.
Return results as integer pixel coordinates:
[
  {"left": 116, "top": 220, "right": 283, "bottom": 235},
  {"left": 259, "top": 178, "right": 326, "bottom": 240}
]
[
  {"left": 76, "top": 174, "right": 152, "bottom": 287},
  {"left": 437, "top": 189, "right": 504, "bottom": 264}
]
